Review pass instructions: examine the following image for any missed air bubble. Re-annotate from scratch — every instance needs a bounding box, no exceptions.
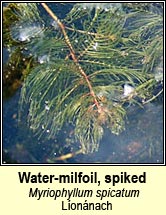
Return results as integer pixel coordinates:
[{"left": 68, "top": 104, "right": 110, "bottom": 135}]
[
  {"left": 51, "top": 20, "right": 59, "bottom": 30},
  {"left": 123, "top": 84, "right": 135, "bottom": 97},
  {"left": 78, "top": 3, "right": 122, "bottom": 11},
  {"left": 38, "top": 55, "right": 49, "bottom": 64},
  {"left": 45, "top": 105, "right": 50, "bottom": 111},
  {"left": 11, "top": 22, "right": 44, "bottom": 42},
  {"left": 93, "top": 42, "right": 98, "bottom": 51}
]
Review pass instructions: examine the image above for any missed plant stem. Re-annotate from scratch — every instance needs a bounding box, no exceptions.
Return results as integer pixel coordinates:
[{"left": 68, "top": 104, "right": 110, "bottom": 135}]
[{"left": 41, "top": 3, "right": 100, "bottom": 110}]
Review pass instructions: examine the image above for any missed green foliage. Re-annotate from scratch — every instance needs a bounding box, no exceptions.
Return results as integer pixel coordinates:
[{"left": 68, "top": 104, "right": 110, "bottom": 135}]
[{"left": 4, "top": 3, "right": 163, "bottom": 154}]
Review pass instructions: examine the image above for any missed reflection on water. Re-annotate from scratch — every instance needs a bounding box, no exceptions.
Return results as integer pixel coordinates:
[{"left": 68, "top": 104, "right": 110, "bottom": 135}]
[{"left": 3, "top": 89, "right": 163, "bottom": 164}]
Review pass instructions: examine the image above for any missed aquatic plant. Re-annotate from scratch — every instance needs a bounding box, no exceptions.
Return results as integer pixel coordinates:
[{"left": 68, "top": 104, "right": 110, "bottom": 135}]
[{"left": 3, "top": 3, "right": 163, "bottom": 156}]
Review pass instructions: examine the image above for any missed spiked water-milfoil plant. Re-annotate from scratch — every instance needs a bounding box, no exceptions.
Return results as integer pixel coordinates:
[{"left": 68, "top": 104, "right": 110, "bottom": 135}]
[{"left": 4, "top": 3, "right": 163, "bottom": 155}]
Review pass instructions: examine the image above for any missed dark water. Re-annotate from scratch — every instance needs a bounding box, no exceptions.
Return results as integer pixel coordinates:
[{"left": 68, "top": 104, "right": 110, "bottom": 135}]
[{"left": 3, "top": 88, "right": 164, "bottom": 164}]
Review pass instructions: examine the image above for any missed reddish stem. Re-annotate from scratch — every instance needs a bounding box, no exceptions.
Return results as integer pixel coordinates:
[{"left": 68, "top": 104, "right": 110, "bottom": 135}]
[{"left": 41, "top": 3, "right": 100, "bottom": 110}]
